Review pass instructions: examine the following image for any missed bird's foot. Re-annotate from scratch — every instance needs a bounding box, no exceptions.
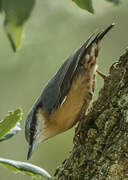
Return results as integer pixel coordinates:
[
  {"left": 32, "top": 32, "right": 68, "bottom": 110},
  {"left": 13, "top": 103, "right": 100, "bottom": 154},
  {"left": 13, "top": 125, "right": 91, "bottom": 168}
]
[
  {"left": 96, "top": 61, "right": 118, "bottom": 79},
  {"left": 109, "top": 61, "right": 118, "bottom": 74}
]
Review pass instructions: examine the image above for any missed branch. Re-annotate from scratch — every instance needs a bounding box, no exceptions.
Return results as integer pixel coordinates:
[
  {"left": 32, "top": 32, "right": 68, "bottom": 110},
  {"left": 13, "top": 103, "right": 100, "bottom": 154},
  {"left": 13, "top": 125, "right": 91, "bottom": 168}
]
[{"left": 54, "top": 49, "right": 128, "bottom": 180}]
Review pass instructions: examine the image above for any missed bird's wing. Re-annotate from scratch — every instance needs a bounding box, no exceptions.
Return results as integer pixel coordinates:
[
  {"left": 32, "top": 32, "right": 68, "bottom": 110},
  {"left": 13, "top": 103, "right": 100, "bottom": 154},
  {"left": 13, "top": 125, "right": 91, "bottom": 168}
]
[
  {"left": 40, "top": 24, "right": 114, "bottom": 116},
  {"left": 39, "top": 36, "right": 92, "bottom": 116}
]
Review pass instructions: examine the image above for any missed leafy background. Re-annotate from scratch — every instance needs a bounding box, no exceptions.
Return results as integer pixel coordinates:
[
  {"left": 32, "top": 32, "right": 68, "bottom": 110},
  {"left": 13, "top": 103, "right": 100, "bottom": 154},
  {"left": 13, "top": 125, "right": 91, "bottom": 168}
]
[{"left": 0, "top": 0, "right": 127, "bottom": 179}]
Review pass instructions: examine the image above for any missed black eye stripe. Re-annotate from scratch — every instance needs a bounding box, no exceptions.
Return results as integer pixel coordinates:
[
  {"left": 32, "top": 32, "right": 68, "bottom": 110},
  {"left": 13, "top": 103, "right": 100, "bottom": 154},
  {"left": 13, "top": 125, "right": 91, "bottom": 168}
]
[
  {"left": 29, "top": 110, "right": 37, "bottom": 145},
  {"left": 29, "top": 104, "right": 42, "bottom": 144}
]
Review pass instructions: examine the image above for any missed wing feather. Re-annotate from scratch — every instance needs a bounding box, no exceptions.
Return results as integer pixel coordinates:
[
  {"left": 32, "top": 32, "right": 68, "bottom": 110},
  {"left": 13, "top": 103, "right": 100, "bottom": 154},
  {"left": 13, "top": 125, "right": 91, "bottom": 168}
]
[
  {"left": 38, "top": 24, "right": 114, "bottom": 116},
  {"left": 40, "top": 36, "right": 92, "bottom": 116}
]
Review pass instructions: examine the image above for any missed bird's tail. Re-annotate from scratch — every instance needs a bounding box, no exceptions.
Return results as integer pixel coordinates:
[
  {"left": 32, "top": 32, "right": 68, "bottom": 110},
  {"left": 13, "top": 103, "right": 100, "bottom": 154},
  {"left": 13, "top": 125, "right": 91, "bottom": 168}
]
[
  {"left": 96, "top": 23, "right": 115, "bottom": 41},
  {"left": 78, "top": 23, "right": 115, "bottom": 63}
]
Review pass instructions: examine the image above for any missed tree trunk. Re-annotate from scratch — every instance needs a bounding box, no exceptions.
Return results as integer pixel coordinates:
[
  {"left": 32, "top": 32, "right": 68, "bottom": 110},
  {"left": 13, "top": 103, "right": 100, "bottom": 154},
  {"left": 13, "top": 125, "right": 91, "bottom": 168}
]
[{"left": 54, "top": 50, "right": 128, "bottom": 180}]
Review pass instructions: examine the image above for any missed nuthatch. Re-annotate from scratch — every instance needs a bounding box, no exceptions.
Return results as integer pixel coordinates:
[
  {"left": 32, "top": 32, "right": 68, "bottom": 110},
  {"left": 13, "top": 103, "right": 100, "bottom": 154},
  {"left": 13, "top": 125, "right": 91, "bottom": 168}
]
[{"left": 25, "top": 24, "right": 115, "bottom": 160}]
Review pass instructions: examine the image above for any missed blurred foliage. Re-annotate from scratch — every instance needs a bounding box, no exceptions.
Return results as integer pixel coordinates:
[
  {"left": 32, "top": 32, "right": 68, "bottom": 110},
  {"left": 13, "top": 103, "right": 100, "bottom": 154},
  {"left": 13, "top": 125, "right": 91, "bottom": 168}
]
[
  {"left": 0, "top": 0, "right": 2, "bottom": 12},
  {"left": 0, "top": 122, "right": 21, "bottom": 142},
  {"left": 0, "top": 0, "right": 121, "bottom": 51},
  {"left": 0, "top": 109, "right": 22, "bottom": 139},
  {"left": 2, "top": 0, "right": 35, "bottom": 51},
  {"left": 0, "top": 158, "right": 51, "bottom": 179},
  {"left": 106, "top": 0, "right": 120, "bottom": 5},
  {"left": 72, "top": 0, "right": 94, "bottom": 13},
  {"left": 73, "top": 0, "right": 121, "bottom": 12},
  {"left": 0, "top": 0, "right": 127, "bottom": 180}
]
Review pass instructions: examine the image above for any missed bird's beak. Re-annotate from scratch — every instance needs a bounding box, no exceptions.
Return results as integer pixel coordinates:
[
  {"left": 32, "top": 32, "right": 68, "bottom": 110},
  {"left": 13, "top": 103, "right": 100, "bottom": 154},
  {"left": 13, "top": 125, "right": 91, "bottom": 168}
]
[{"left": 27, "top": 141, "right": 36, "bottom": 160}]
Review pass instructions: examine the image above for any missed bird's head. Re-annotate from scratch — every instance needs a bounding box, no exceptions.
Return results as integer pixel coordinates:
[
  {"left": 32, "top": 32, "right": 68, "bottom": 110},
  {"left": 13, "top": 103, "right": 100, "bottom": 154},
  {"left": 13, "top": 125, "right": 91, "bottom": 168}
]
[{"left": 25, "top": 103, "right": 46, "bottom": 160}]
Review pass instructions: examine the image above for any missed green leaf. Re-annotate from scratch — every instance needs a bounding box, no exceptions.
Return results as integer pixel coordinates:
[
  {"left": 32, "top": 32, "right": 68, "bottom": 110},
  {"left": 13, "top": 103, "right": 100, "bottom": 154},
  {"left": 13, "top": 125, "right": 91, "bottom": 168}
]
[
  {"left": 3, "top": 0, "right": 35, "bottom": 51},
  {"left": 0, "top": 0, "right": 3, "bottom": 12},
  {"left": 0, "top": 122, "right": 21, "bottom": 142},
  {"left": 72, "top": 0, "right": 94, "bottom": 13},
  {"left": 0, "top": 108, "right": 22, "bottom": 139},
  {"left": 0, "top": 158, "right": 52, "bottom": 179},
  {"left": 4, "top": 22, "right": 24, "bottom": 51},
  {"left": 105, "top": 0, "right": 120, "bottom": 5}
]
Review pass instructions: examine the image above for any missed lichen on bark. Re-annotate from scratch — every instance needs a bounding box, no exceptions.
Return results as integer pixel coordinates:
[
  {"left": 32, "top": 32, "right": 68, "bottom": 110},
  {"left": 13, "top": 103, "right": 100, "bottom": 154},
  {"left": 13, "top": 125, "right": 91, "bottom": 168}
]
[{"left": 54, "top": 50, "right": 128, "bottom": 180}]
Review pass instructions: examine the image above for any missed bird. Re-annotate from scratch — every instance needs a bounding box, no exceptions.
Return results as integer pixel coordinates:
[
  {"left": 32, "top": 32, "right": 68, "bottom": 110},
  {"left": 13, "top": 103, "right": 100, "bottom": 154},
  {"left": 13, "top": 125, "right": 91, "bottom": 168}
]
[{"left": 25, "top": 23, "right": 115, "bottom": 160}]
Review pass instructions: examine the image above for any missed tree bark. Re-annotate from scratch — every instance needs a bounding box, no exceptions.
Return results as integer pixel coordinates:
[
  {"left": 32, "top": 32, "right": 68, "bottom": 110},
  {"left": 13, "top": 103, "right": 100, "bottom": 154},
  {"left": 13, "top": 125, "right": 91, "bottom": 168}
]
[{"left": 54, "top": 49, "right": 128, "bottom": 180}]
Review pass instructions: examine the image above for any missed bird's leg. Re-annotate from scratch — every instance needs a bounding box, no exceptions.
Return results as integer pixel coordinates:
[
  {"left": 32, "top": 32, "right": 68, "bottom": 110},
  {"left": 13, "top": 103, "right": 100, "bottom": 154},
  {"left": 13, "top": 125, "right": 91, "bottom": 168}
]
[
  {"left": 96, "top": 61, "right": 118, "bottom": 79},
  {"left": 96, "top": 69, "right": 106, "bottom": 79}
]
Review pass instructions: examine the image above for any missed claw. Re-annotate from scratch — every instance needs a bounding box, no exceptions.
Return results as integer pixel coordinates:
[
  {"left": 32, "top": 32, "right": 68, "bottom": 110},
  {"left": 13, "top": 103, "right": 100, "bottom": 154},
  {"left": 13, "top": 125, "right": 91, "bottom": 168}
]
[{"left": 109, "top": 62, "right": 118, "bottom": 74}]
